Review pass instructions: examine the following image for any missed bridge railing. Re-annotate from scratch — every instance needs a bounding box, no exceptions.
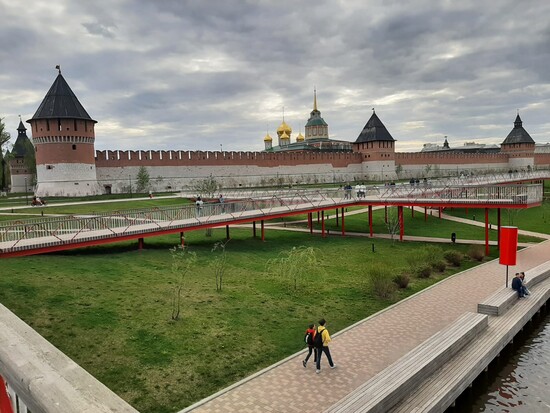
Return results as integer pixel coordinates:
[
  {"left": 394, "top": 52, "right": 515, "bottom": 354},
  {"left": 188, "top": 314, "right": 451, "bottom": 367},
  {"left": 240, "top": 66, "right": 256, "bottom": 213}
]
[
  {"left": 0, "top": 184, "right": 543, "bottom": 252},
  {"left": 377, "top": 183, "right": 541, "bottom": 205},
  {"left": 0, "top": 190, "right": 343, "bottom": 250}
]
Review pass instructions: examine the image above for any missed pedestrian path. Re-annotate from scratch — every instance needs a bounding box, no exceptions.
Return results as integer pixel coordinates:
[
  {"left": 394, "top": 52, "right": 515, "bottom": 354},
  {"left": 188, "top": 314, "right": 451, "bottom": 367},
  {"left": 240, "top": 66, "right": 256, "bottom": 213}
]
[{"left": 181, "top": 238, "right": 550, "bottom": 413}]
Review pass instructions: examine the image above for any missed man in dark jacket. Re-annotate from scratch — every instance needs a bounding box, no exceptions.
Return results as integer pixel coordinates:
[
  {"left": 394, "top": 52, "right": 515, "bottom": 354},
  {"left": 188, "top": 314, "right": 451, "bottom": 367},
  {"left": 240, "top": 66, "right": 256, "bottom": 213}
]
[{"left": 511, "top": 273, "right": 524, "bottom": 298}]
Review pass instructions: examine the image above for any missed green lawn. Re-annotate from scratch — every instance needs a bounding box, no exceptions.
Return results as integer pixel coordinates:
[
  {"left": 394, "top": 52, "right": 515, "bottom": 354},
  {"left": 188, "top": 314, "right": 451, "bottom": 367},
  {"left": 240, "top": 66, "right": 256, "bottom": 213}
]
[{"left": 0, "top": 228, "right": 496, "bottom": 413}]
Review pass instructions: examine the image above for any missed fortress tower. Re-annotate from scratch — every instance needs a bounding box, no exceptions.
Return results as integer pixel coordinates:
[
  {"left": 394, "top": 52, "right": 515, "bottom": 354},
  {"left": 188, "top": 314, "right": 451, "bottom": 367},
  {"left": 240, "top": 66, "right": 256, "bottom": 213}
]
[
  {"left": 353, "top": 110, "right": 396, "bottom": 180},
  {"left": 500, "top": 113, "right": 535, "bottom": 170},
  {"left": 27, "top": 68, "right": 102, "bottom": 196},
  {"left": 8, "top": 118, "right": 35, "bottom": 192}
]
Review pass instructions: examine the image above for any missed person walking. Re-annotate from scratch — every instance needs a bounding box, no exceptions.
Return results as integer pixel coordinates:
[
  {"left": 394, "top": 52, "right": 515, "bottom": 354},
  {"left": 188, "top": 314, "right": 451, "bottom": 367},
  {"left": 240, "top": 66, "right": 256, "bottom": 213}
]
[
  {"left": 315, "top": 318, "right": 336, "bottom": 373},
  {"left": 195, "top": 196, "right": 203, "bottom": 217},
  {"left": 303, "top": 323, "right": 317, "bottom": 368}
]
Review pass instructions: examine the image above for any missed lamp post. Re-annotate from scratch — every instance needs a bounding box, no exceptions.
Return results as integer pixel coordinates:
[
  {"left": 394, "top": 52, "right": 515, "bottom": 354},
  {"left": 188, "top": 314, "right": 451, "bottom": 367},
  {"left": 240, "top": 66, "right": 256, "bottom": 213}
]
[{"left": 24, "top": 177, "right": 28, "bottom": 205}]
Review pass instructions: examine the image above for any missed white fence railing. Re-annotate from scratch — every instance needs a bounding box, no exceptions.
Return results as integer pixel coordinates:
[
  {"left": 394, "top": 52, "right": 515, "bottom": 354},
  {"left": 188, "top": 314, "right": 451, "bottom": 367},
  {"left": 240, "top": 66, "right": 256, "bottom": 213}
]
[{"left": 0, "top": 185, "right": 543, "bottom": 255}]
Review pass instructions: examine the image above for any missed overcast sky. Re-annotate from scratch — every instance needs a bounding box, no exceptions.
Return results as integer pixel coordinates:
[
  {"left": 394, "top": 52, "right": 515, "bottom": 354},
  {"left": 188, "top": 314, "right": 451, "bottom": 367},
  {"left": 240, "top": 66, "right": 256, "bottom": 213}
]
[{"left": 1, "top": 0, "right": 550, "bottom": 153}]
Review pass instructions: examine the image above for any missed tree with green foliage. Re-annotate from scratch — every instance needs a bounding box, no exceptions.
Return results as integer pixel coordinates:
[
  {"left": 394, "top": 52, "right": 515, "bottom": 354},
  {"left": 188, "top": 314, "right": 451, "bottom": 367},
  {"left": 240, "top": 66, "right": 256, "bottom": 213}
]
[
  {"left": 266, "top": 246, "right": 319, "bottom": 291},
  {"left": 136, "top": 165, "right": 150, "bottom": 192},
  {"left": 169, "top": 245, "right": 197, "bottom": 321}
]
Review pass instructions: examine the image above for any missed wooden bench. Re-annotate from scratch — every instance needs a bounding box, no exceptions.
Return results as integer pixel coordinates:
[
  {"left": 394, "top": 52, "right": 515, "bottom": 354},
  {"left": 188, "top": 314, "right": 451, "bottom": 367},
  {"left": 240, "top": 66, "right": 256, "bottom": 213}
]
[
  {"left": 477, "top": 261, "right": 550, "bottom": 316},
  {"left": 391, "top": 276, "right": 550, "bottom": 413},
  {"left": 324, "top": 312, "right": 488, "bottom": 413}
]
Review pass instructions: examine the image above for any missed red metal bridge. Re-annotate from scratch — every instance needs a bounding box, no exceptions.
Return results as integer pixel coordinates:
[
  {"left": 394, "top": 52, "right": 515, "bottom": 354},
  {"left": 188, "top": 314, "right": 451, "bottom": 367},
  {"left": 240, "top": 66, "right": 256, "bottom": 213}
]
[{"left": 0, "top": 178, "right": 544, "bottom": 258}]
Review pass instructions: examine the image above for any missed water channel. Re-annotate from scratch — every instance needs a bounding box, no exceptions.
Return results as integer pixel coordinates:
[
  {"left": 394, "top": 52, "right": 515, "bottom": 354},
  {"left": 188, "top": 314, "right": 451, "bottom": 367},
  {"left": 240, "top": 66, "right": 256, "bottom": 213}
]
[{"left": 449, "top": 307, "right": 550, "bottom": 413}]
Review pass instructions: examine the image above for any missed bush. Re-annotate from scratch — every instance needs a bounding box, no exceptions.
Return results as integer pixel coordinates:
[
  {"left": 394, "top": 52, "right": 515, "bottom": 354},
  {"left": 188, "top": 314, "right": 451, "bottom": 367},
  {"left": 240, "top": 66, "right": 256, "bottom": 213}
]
[
  {"left": 415, "top": 263, "right": 433, "bottom": 278},
  {"left": 393, "top": 273, "right": 410, "bottom": 289},
  {"left": 468, "top": 245, "right": 485, "bottom": 262},
  {"left": 444, "top": 250, "right": 463, "bottom": 266},
  {"left": 368, "top": 264, "right": 397, "bottom": 299},
  {"left": 432, "top": 260, "right": 447, "bottom": 272}
]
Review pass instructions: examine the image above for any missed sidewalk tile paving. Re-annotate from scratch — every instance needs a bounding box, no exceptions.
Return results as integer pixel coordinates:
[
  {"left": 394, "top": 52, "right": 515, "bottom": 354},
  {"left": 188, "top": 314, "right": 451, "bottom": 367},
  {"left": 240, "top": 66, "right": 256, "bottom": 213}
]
[{"left": 183, "top": 239, "right": 550, "bottom": 413}]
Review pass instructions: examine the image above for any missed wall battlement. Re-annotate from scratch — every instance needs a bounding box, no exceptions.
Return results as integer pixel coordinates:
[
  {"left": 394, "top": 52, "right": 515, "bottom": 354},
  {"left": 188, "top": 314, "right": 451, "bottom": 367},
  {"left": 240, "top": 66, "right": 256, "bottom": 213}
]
[{"left": 95, "top": 149, "right": 363, "bottom": 168}]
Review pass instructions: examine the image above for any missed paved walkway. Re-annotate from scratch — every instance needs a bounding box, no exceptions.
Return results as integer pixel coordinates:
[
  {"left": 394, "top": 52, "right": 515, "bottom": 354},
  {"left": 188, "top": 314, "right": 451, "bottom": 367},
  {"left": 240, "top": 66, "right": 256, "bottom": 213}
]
[{"left": 181, "top": 238, "right": 550, "bottom": 413}]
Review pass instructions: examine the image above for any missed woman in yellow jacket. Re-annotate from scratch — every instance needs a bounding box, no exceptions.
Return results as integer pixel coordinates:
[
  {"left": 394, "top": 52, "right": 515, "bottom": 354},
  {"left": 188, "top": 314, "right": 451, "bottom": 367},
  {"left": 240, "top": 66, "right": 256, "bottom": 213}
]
[{"left": 315, "top": 318, "right": 336, "bottom": 373}]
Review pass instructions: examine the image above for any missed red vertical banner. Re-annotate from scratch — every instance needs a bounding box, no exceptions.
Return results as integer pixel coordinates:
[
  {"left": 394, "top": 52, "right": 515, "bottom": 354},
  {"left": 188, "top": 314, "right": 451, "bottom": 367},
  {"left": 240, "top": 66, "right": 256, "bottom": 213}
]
[
  {"left": 499, "top": 226, "right": 518, "bottom": 265},
  {"left": 0, "top": 375, "right": 14, "bottom": 413}
]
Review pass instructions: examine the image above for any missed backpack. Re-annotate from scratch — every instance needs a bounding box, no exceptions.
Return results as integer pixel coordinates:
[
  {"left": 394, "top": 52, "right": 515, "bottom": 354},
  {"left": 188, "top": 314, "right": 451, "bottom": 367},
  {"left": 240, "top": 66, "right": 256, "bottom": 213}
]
[
  {"left": 304, "top": 331, "right": 314, "bottom": 346},
  {"left": 313, "top": 328, "right": 324, "bottom": 348}
]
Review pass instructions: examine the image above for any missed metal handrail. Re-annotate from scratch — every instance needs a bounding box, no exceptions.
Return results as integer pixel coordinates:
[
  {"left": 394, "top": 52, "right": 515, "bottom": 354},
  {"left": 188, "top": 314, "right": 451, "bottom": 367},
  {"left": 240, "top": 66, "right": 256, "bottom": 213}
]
[{"left": 0, "top": 184, "right": 543, "bottom": 252}]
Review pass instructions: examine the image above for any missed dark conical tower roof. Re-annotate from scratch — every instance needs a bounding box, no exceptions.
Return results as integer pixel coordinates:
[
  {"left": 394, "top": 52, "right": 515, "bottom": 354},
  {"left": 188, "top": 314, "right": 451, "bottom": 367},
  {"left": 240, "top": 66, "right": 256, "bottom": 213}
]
[
  {"left": 355, "top": 110, "right": 395, "bottom": 143},
  {"left": 501, "top": 113, "right": 534, "bottom": 145},
  {"left": 29, "top": 73, "right": 96, "bottom": 122},
  {"left": 11, "top": 118, "right": 33, "bottom": 157}
]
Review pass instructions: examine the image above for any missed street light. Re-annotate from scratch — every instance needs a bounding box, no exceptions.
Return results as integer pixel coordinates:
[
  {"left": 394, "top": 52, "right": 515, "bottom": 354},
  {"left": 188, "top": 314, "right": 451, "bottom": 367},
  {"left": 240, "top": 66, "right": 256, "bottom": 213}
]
[{"left": 24, "top": 177, "right": 28, "bottom": 205}]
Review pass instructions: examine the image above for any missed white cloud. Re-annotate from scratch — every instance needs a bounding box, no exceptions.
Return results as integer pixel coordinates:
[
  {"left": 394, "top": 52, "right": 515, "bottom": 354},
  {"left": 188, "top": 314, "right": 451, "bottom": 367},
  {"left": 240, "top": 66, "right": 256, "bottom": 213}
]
[{"left": 1, "top": 0, "right": 550, "bottom": 153}]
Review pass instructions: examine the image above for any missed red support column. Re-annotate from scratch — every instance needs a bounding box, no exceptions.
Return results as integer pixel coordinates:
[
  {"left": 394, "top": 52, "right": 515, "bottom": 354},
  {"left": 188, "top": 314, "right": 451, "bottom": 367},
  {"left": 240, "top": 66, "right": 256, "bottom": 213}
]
[
  {"left": 336, "top": 208, "right": 339, "bottom": 227},
  {"left": 438, "top": 207, "right": 442, "bottom": 219},
  {"left": 180, "top": 232, "right": 185, "bottom": 248},
  {"left": 226, "top": 225, "right": 230, "bottom": 240},
  {"left": 317, "top": 211, "right": 320, "bottom": 223},
  {"left": 253, "top": 221, "right": 257, "bottom": 238},
  {"left": 411, "top": 206, "right": 415, "bottom": 218},
  {"left": 261, "top": 220, "right": 265, "bottom": 241},
  {"left": 321, "top": 211, "right": 326, "bottom": 238},
  {"left": 138, "top": 237, "right": 144, "bottom": 250},
  {"left": 0, "top": 375, "right": 14, "bottom": 413},
  {"left": 369, "top": 205, "right": 373, "bottom": 237},
  {"left": 398, "top": 206, "right": 404, "bottom": 241},
  {"left": 309, "top": 213, "right": 313, "bottom": 234},
  {"left": 341, "top": 207, "right": 345, "bottom": 236},
  {"left": 424, "top": 207, "right": 428, "bottom": 222},
  {"left": 497, "top": 208, "right": 501, "bottom": 249},
  {"left": 485, "top": 208, "right": 489, "bottom": 256},
  {"left": 384, "top": 206, "right": 388, "bottom": 223}
]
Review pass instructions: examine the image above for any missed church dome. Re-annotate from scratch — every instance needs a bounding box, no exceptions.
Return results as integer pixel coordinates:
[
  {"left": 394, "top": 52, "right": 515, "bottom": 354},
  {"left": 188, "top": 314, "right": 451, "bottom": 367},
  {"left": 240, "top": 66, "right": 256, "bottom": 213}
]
[
  {"left": 296, "top": 132, "right": 304, "bottom": 142},
  {"left": 277, "top": 121, "right": 292, "bottom": 135},
  {"left": 264, "top": 133, "right": 273, "bottom": 142}
]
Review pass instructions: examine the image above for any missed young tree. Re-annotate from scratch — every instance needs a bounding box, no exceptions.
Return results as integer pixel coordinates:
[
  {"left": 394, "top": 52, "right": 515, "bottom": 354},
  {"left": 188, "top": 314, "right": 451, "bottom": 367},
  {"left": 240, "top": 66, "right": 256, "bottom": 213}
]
[
  {"left": 192, "top": 174, "right": 221, "bottom": 199},
  {"left": 169, "top": 245, "right": 197, "bottom": 321},
  {"left": 266, "top": 246, "right": 319, "bottom": 291},
  {"left": 211, "top": 239, "right": 230, "bottom": 291},
  {"left": 136, "top": 165, "right": 150, "bottom": 192},
  {"left": 385, "top": 206, "right": 401, "bottom": 242}
]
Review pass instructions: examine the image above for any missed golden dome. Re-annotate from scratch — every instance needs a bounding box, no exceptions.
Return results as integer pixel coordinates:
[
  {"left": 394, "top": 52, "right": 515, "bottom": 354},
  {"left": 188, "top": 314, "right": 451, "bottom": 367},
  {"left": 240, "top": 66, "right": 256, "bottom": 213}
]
[
  {"left": 264, "top": 133, "right": 273, "bottom": 142},
  {"left": 296, "top": 132, "right": 304, "bottom": 142},
  {"left": 280, "top": 131, "right": 290, "bottom": 139},
  {"left": 277, "top": 121, "right": 292, "bottom": 135}
]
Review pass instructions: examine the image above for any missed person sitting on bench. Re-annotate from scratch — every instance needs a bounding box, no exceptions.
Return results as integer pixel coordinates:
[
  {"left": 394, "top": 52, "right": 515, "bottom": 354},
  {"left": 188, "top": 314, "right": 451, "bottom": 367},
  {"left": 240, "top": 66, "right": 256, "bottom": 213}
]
[{"left": 511, "top": 272, "right": 525, "bottom": 298}]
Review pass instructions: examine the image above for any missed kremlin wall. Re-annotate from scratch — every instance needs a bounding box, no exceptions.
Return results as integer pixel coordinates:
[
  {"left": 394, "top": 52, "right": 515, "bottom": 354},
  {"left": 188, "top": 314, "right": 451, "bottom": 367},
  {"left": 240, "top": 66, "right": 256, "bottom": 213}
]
[{"left": 9, "top": 72, "right": 550, "bottom": 196}]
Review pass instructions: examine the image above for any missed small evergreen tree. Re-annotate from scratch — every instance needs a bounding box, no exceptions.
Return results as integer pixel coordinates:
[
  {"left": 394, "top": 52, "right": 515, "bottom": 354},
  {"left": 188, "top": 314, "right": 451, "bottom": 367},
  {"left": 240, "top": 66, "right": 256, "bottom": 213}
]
[{"left": 136, "top": 166, "right": 150, "bottom": 192}]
